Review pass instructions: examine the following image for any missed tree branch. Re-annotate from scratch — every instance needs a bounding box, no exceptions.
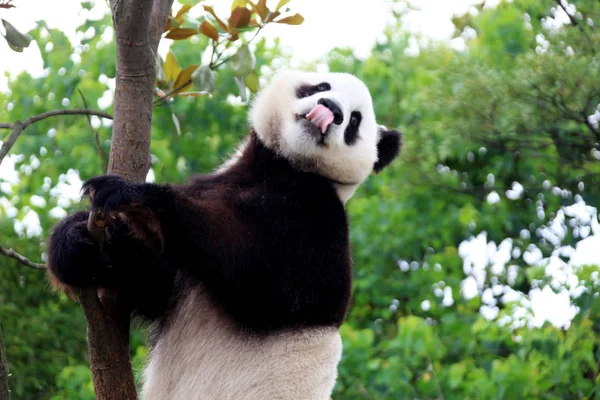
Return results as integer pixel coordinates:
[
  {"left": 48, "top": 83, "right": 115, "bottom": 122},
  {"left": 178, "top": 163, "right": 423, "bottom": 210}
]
[
  {"left": 0, "top": 109, "right": 112, "bottom": 167},
  {"left": 78, "top": 90, "right": 108, "bottom": 173},
  {"left": 0, "top": 244, "right": 46, "bottom": 270},
  {"left": 150, "top": 0, "right": 175, "bottom": 53},
  {"left": 76, "top": 1, "right": 175, "bottom": 399}
]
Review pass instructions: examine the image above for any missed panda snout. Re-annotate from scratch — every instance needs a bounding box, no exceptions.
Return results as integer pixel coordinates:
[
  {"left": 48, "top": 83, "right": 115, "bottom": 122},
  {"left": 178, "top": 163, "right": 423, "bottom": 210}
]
[{"left": 317, "top": 98, "right": 343, "bottom": 125}]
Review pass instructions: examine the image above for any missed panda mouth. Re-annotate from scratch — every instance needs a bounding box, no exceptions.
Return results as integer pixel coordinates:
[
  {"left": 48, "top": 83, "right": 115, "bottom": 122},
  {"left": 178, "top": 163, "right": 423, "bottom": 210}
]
[{"left": 297, "top": 104, "right": 335, "bottom": 145}]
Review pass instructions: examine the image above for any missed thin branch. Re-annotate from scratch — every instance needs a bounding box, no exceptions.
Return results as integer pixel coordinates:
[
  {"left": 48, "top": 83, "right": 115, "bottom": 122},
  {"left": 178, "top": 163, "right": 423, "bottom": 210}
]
[
  {"left": 0, "top": 244, "right": 46, "bottom": 270},
  {"left": 78, "top": 90, "right": 107, "bottom": 173},
  {"left": 0, "top": 109, "right": 112, "bottom": 167},
  {"left": 153, "top": 79, "right": 192, "bottom": 106}
]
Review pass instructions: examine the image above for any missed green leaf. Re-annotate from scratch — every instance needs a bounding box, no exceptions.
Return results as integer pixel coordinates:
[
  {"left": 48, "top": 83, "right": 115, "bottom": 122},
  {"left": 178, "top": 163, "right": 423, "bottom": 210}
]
[
  {"left": 244, "top": 70, "right": 259, "bottom": 93},
  {"left": 229, "top": 44, "right": 255, "bottom": 77},
  {"left": 191, "top": 65, "right": 215, "bottom": 93},
  {"left": 234, "top": 75, "right": 248, "bottom": 102},
  {"left": 1, "top": 19, "right": 33, "bottom": 52}
]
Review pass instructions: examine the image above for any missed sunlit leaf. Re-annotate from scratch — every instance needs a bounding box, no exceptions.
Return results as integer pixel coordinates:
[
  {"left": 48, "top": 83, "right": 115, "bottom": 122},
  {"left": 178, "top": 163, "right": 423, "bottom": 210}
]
[
  {"left": 273, "top": 13, "right": 304, "bottom": 25},
  {"left": 255, "top": 0, "right": 268, "bottom": 20},
  {"left": 165, "top": 28, "right": 198, "bottom": 40},
  {"left": 191, "top": 65, "right": 215, "bottom": 93},
  {"left": 203, "top": 5, "right": 228, "bottom": 31},
  {"left": 1, "top": 19, "right": 32, "bottom": 52},
  {"left": 175, "top": 4, "right": 193, "bottom": 19},
  {"left": 234, "top": 75, "right": 248, "bottom": 102},
  {"left": 231, "top": 0, "right": 246, "bottom": 11},
  {"left": 275, "top": 0, "right": 290, "bottom": 11},
  {"left": 244, "top": 70, "right": 259, "bottom": 93},
  {"left": 174, "top": 64, "right": 198, "bottom": 93},
  {"left": 164, "top": 51, "right": 181, "bottom": 85},
  {"left": 199, "top": 20, "right": 219, "bottom": 41},
  {"left": 229, "top": 7, "right": 252, "bottom": 29},
  {"left": 229, "top": 44, "right": 255, "bottom": 77}
]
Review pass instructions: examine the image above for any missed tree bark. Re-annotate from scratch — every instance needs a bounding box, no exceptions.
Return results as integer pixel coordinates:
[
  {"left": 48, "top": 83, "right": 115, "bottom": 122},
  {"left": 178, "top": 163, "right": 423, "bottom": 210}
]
[
  {"left": 75, "top": 1, "right": 174, "bottom": 398},
  {"left": 0, "top": 323, "right": 8, "bottom": 400}
]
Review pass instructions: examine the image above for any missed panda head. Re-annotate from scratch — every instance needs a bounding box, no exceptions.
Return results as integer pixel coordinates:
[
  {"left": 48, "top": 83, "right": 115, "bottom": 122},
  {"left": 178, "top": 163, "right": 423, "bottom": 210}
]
[{"left": 249, "top": 71, "right": 401, "bottom": 197}]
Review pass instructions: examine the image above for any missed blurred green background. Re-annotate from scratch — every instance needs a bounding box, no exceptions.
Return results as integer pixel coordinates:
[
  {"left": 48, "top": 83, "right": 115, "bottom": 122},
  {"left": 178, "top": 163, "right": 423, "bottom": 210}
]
[{"left": 1, "top": 0, "right": 600, "bottom": 398}]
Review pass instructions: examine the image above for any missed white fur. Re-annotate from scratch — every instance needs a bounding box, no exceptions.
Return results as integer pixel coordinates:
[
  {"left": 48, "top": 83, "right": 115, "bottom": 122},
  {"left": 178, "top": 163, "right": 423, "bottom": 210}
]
[
  {"left": 142, "top": 285, "right": 342, "bottom": 400},
  {"left": 249, "top": 71, "right": 380, "bottom": 189}
]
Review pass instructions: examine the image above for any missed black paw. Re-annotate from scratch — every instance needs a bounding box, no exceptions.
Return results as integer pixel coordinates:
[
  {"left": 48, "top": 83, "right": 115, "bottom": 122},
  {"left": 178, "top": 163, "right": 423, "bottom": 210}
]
[
  {"left": 82, "top": 175, "right": 142, "bottom": 215},
  {"left": 47, "top": 211, "right": 111, "bottom": 287}
]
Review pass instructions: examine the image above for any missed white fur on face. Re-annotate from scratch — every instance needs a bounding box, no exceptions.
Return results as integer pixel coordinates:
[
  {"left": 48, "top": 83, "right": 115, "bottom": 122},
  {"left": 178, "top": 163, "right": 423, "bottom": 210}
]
[
  {"left": 249, "top": 71, "right": 380, "bottom": 186},
  {"left": 142, "top": 285, "right": 342, "bottom": 400}
]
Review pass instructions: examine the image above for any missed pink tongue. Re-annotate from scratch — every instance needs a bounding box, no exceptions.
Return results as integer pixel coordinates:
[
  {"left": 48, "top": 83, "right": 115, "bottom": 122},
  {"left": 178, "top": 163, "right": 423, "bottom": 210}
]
[{"left": 306, "top": 104, "right": 334, "bottom": 134}]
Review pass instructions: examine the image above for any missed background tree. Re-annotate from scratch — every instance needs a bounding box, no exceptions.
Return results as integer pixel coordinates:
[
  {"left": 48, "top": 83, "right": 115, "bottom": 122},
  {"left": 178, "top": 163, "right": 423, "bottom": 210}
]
[{"left": 1, "top": 0, "right": 599, "bottom": 399}]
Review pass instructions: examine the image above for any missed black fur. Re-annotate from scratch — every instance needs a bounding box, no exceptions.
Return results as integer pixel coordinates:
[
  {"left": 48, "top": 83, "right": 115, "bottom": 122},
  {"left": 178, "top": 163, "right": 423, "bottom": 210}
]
[
  {"left": 295, "top": 82, "right": 331, "bottom": 99},
  {"left": 374, "top": 128, "right": 402, "bottom": 173},
  {"left": 47, "top": 132, "right": 353, "bottom": 334},
  {"left": 344, "top": 111, "right": 362, "bottom": 146}
]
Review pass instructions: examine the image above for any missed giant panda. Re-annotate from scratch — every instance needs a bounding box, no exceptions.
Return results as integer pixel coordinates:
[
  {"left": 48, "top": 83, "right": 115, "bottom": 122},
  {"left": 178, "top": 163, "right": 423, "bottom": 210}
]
[{"left": 47, "top": 70, "right": 402, "bottom": 400}]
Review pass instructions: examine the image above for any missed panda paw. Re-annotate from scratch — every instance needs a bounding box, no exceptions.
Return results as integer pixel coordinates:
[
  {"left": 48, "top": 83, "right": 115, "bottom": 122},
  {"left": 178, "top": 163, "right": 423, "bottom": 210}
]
[{"left": 82, "top": 175, "right": 142, "bottom": 215}]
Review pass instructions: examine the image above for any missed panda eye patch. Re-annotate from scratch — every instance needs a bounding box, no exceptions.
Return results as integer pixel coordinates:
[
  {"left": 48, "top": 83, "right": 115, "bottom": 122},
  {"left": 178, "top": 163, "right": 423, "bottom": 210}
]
[
  {"left": 295, "top": 82, "right": 331, "bottom": 98},
  {"left": 344, "top": 111, "right": 362, "bottom": 146}
]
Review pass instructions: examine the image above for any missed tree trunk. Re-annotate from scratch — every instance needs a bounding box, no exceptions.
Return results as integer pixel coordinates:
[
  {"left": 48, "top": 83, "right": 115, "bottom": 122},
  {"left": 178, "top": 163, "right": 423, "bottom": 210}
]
[
  {"left": 0, "top": 323, "right": 8, "bottom": 400},
  {"left": 75, "top": 1, "right": 174, "bottom": 398}
]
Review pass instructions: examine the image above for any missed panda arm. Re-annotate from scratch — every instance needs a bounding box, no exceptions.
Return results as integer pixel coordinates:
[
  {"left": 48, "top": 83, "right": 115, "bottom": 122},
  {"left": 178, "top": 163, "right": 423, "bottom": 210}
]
[
  {"left": 78, "top": 175, "right": 351, "bottom": 329},
  {"left": 47, "top": 191, "right": 175, "bottom": 319}
]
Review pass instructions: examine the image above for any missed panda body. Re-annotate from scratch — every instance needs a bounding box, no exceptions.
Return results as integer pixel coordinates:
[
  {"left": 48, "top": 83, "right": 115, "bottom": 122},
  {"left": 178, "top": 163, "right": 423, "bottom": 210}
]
[
  {"left": 47, "top": 71, "right": 401, "bottom": 400},
  {"left": 142, "top": 283, "right": 342, "bottom": 400}
]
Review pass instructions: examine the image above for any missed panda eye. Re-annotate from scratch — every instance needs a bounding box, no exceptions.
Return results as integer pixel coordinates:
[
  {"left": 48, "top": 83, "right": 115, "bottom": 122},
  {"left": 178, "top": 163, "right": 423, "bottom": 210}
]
[
  {"left": 344, "top": 111, "right": 362, "bottom": 146},
  {"left": 296, "top": 82, "right": 331, "bottom": 99},
  {"left": 317, "top": 83, "right": 330, "bottom": 92}
]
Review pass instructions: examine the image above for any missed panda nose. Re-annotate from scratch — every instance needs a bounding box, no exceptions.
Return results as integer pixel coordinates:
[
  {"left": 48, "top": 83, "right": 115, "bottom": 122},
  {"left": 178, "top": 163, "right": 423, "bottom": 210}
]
[{"left": 317, "top": 98, "right": 344, "bottom": 125}]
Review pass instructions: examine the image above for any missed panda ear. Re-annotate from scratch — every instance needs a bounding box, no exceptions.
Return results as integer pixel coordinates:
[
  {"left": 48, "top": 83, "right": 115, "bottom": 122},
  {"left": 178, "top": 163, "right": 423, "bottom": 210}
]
[{"left": 373, "top": 126, "right": 402, "bottom": 173}]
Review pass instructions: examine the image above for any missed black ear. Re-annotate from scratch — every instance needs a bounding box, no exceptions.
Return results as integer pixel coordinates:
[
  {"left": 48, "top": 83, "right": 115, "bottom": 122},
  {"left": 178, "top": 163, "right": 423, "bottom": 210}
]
[{"left": 373, "top": 128, "right": 402, "bottom": 173}]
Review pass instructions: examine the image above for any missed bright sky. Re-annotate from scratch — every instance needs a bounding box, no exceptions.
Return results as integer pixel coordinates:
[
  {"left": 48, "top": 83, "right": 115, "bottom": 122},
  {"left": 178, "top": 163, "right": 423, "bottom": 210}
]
[{"left": 1, "top": 0, "right": 599, "bottom": 329}]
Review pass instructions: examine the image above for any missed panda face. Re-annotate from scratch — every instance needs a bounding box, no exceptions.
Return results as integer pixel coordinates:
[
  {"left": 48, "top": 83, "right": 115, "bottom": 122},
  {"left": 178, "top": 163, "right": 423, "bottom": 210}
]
[{"left": 250, "top": 71, "right": 381, "bottom": 186}]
